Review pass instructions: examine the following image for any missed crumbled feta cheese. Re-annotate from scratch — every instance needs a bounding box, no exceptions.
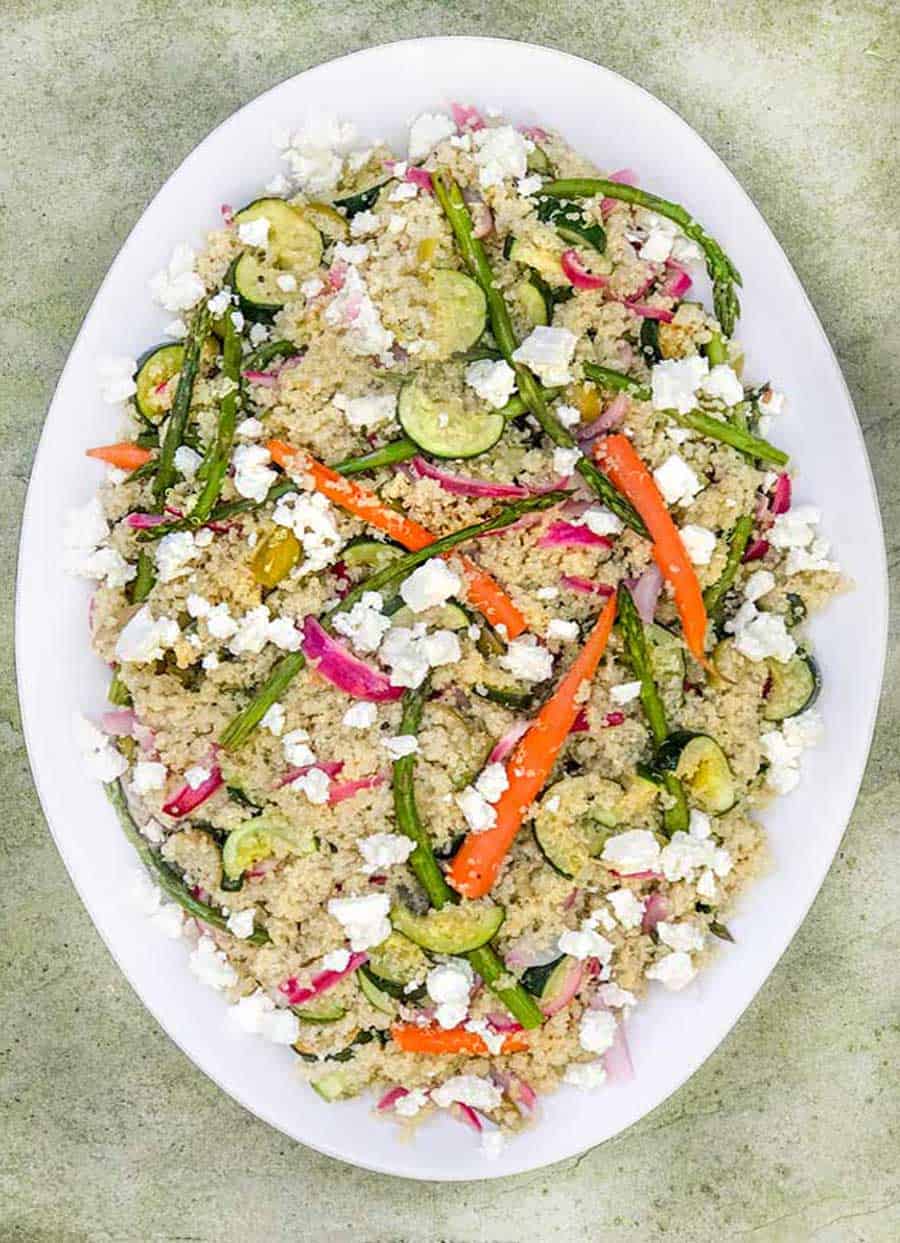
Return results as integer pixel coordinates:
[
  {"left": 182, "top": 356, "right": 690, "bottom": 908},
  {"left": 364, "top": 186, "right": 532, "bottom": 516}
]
[
  {"left": 378, "top": 626, "right": 430, "bottom": 689},
  {"left": 301, "top": 276, "right": 325, "bottom": 299},
  {"left": 586, "top": 907, "right": 617, "bottom": 933},
  {"left": 408, "top": 112, "right": 456, "bottom": 160},
  {"left": 155, "top": 530, "right": 199, "bottom": 582},
  {"left": 132, "top": 760, "right": 166, "bottom": 795},
  {"left": 235, "top": 416, "right": 264, "bottom": 439},
  {"left": 226, "top": 908, "right": 256, "bottom": 939},
  {"left": 388, "top": 182, "right": 418, "bottom": 203},
  {"left": 785, "top": 541, "right": 839, "bottom": 575},
  {"left": 174, "top": 444, "right": 202, "bottom": 479},
  {"left": 680, "top": 524, "right": 716, "bottom": 566},
  {"left": 607, "top": 888, "right": 645, "bottom": 929},
  {"left": 384, "top": 734, "right": 419, "bottom": 760},
  {"left": 475, "top": 763, "right": 509, "bottom": 804},
  {"left": 73, "top": 713, "right": 128, "bottom": 782},
  {"left": 555, "top": 403, "right": 581, "bottom": 429},
  {"left": 536, "top": 586, "right": 559, "bottom": 601},
  {"left": 500, "top": 635, "right": 553, "bottom": 683},
  {"left": 557, "top": 927, "right": 614, "bottom": 962},
  {"left": 342, "top": 701, "right": 377, "bottom": 730},
  {"left": 758, "top": 388, "right": 785, "bottom": 417},
  {"left": 726, "top": 601, "right": 796, "bottom": 663},
  {"left": 237, "top": 217, "right": 270, "bottom": 248},
  {"left": 332, "top": 591, "right": 391, "bottom": 653},
  {"left": 553, "top": 446, "right": 583, "bottom": 476},
  {"left": 456, "top": 785, "right": 497, "bottom": 833},
  {"left": 387, "top": 213, "right": 406, "bottom": 235},
  {"left": 68, "top": 545, "right": 136, "bottom": 589},
  {"left": 232, "top": 443, "right": 276, "bottom": 503},
  {"left": 320, "top": 948, "right": 352, "bottom": 974},
  {"left": 333, "top": 390, "right": 397, "bottom": 429},
  {"left": 597, "top": 982, "right": 638, "bottom": 1008},
  {"left": 230, "top": 990, "right": 299, "bottom": 1044},
  {"left": 464, "top": 358, "right": 517, "bottom": 409},
  {"left": 517, "top": 173, "right": 544, "bottom": 198},
  {"left": 472, "top": 125, "right": 529, "bottom": 188},
  {"left": 291, "top": 766, "right": 331, "bottom": 805},
  {"left": 431, "top": 1074, "right": 502, "bottom": 1112},
  {"left": 690, "top": 808, "right": 712, "bottom": 839},
  {"left": 282, "top": 728, "right": 315, "bottom": 768},
  {"left": 201, "top": 652, "right": 220, "bottom": 671},
  {"left": 650, "top": 355, "right": 708, "bottom": 413},
  {"left": 394, "top": 1087, "right": 429, "bottom": 1117},
  {"left": 189, "top": 935, "right": 238, "bottom": 990},
  {"left": 744, "top": 569, "right": 775, "bottom": 602},
  {"left": 769, "top": 505, "right": 820, "bottom": 549},
  {"left": 228, "top": 605, "right": 274, "bottom": 657},
  {"left": 512, "top": 326, "right": 578, "bottom": 386},
  {"left": 206, "top": 603, "right": 238, "bottom": 640},
  {"left": 260, "top": 702, "right": 285, "bottom": 736},
  {"left": 601, "top": 829, "right": 662, "bottom": 876},
  {"left": 653, "top": 453, "right": 702, "bottom": 506},
  {"left": 334, "top": 242, "right": 370, "bottom": 266},
  {"left": 657, "top": 920, "right": 705, "bottom": 952},
  {"left": 548, "top": 618, "right": 579, "bottom": 642},
  {"left": 164, "top": 317, "right": 187, "bottom": 339},
  {"left": 97, "top": 355, "right": 137, "bottom": 403},
  {"left": 115, "top": 606, "right": 180, "bottom": 663},
  {"left": 275, "top": 272, "right": 298, "bottom": 292},
  {"left": 646, "top": 950, "right": 696, "bottom": 991},
  {"left": 697, "top": 869, "right": 718, "bottom": 900},
  {"left": 358, "top": 832, "right": 415, "bottom": 875},
  {"left": 609, "top": 681, "right": 642, "bottom": 705},
  {"left": 424, "top": 629, "right": 462, "bottom": 667},
  {"left": 327, "top": 893, "right": 391, "bottom": 951},
  {"left": 149, "top": 243, "right": 206, "bottom": 312},
  {"left": 579, "top": 1008, "right": 617, "bottom": 1054},
  {"left": 399, "top": 558, "right": 461, "bottom": 613},
  {"left": 581, "top": 507, "right": 624, "bottom": 537},
  {"left": 760, "top": 710, "right": 823, "bottom": 794},
  {"left": 563, "top": 1061, "right": 608, "bottom": 1090},
  {"left": 660, "top": 831, "right": 732, "bottom": 884},
  {"left": 701, "top": 364, "right": 743, "bottom": 407},
  {"left": 426, "top": 959, "right": 474, "bottom": 1029},
  {"left": 272, "top": 491, "right": 343, "bottom": 576},
  {"left": 278, "top": 114, "right": 355, "bottom": 195},
  {"left": 64, "top": 496, "right": 109, "bottom": 552},
  {"left": 184, "top": 765, "right": 211, "bottom": 790},
  {"left": 348, "top": 210, "right": 379, "bottom": 238},
  {"left": 324, "top": 264, "right": 394, "bottom": 362},
  {"left": 207, "top": 289, "right": 232, "bottom": 316}
]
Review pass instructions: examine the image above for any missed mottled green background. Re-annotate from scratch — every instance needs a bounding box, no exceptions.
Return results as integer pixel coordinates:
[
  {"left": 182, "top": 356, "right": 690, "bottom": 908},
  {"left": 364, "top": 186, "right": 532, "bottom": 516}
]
[{"left": 2, "top": 2, "right": 898, "bottom": 1240}]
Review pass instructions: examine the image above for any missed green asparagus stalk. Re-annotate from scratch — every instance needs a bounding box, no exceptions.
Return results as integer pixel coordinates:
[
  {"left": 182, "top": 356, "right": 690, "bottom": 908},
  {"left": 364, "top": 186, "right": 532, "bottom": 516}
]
[
  {"left": 432, "top": 169, "right": 647, "bottom": 537},
  {"left": 704, "top": 515, "right": 753, "bottom": 617},
  {"left": 129, "top": 549, "right": 156, "bottom": 603},
  {"left": 667, "top": 408, "right": 788, "bottom": 466},
  {"left": 541, "top": 178, "right": 742, "bottom": 335},
  {"left": 243, "top": 338, "right": 297, "bottom": 371},
  {"left": 582, "top": 362, "right": 650, "bottom": 400},
  {"left": 107, "top": 669, "right": 132, "bottom": 708},
  {"left": 185, "top": 314, "right": 242, "bottom": 525},
  {"left": 152, "top": 305, "right": 210, "bottom": 506},
  {"left": 219, "top": 651, "right": 306, "bottom": 751},
  {"left": 392, "top": 686, "right": 543, "bottom": 1030}
]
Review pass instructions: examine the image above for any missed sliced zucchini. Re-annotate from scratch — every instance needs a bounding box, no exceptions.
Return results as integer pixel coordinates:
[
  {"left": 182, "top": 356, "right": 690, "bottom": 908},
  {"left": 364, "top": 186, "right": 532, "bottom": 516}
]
[
  {"left": 511, "top": 275, "right": 551, "bottom": 329},
  {"left": 233, "top": 197, "right": 323, "bottom": 274},
  {"left": 365, "top": 931, "right": 429, "bottom": 994},
  {"left": 536, "top": 198, "right": 606, "bottom": 254},
  {"left": 656, "top": 731, "right": 736, "bottom": 815},
  {"left": 762, "top": 652, "right": 820, "bottom": 722},
  {"left": 614, "top": 773, "right": 660, "bottom": 825},
  {"left": 520, "top": 956, "right": 563, "bottom": 997},
  {"left": 231, "top": 252, "right": 291, "bottom": 317},
  {"left": 526, "top": 144, "right": 553, "bottom": 175},
  {"left": 397, "top": 380, "right": 504, "bottom": 460},
  {"left": 785, "top": 592, "right": 807, "bottom": 628},
  {"left": 426, "top": 270, "right": 487, "bottom": 358},
  {"left": 135, "top": 344, "right": 184, "bottom": 423},
  {"left": 341, "top": 537, "right": 403, "bottom": 572},
  {"left": 390, "top": 901, "right": 504, "bottom": 953},
  {"left": 537, "top": 956, "right": 582, "bottom": 1010},
  {"left": 504, "top": 237, "right": 565, "bottom": 282},
  {"left": 299, "top": 201, "right": 349, "bottom": 242},
  {"left": 334, "top": 181, "right": 388, "bottom": 217},
  {"left": 222, "top": 813, "right": 315, "bottom": 882},
  {"left": 292, "top": 999, "right": 347, "bottom": 1024},
  {"left": 533, "top": 775, "right": 621, "bottom": 877},
  {"left": 473, "top": 684, "right": 536, "bottom": 710},
  {"left": 390, "top": 601, "right": 468, "bottom": 631},
  {"left": 358, "top": 969, "right": 397, "bottom": 1015},
  {"left": 639, "top": 319, "right": 662, "bottom": 364},
  {"left": 309, "top": 1068, "right": 356, "bottom": 1102},
  {"left": 647, "top": 623, "right": 686, "bottom": 704}
]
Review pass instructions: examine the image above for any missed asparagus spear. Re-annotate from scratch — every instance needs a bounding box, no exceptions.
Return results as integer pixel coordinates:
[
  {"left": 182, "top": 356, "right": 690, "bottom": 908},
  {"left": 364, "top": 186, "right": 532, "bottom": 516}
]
[
  {"left": 432, "top": 169, "right": 647, "bottom": 537},
  {"left": 184, "top": 313, "right": 243, "bottom": 525},
  {"left": 704, "top": 515, "right": 753, "bottom": 617},
  {"left": 152, "top": 305, "right": 210, "bottom": 507},
  {"left": 582, "top": 362, "right": 650, "bottom": 400},
  {"left": 392, "top": 685, "right": 543, "bottom": 1030},
  {"left": 541, "top": 178, "right": 742, "bottom": 335},
  {"left": 129, "top": 549, "right": 156, "bottom": 604},
  {"left": 243, "top": 338, "right": 297, "bottom": 372}
]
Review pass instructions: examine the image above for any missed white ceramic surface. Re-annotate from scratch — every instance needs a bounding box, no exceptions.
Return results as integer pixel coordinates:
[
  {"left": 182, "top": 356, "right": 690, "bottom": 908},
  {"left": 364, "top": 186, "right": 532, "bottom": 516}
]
[{"left": 17, "top": 37, "right": 887, "bottom": 1181}]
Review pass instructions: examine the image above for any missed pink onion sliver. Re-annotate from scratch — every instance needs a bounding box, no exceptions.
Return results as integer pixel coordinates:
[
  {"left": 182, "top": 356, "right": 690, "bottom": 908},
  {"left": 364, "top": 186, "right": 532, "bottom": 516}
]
[
  {"left": 488, "top": 720, "right": 529, "bottom": 766},
  {"left": 562, "top": 887, "right": 580, "bottom": 912},
  {"left": 570, "top": 707, "right": 590, "bottom": 733},
  {"left": 405, "top": 167, "right": 434, "bottom": 193},
  {"left": 220, "top": 203, "right": 234, "bottom": 227},
  {"left": 625, "top": 302, "right": 675, "bottom": 322},
  {"left": 101, "top": 709, "right": 136, "bottom": 736},
  {"left": 629, "top": 564, "right": 664, "bottom": 624},
  {"left": 450, "top": 1102, "right": 483, "bottom": 1133},
  {"left": 376, "top": 1086, "right": 409, "bottom": 1112},
  {"left": 561, "top": 249, "right": 608, "bottom": 291},
  {"left": 451, "top": 101, "right": 486, "bottom": 131},
  {"left": 541, "top": 959, "right": 583, "bottom": 1016},
  {"left": 560, "top": 574, "right": 615, "bottom": 597},
  {"left": 473, "top": 512, "right": 544, "bottom": 540},
  {"left": 279, "top": 951, "right": 368, "bottom": 1006},
  {"left": 245, "top": 856, "right": 279, "bottom": 880},
  {"left": 409, "top": 456, "right": 529, "bottom": 499},
  {"left": 596, "top": 392, "right": 630, "bottom": 432},
  {"left": 328, "top": 772, "right": 385, "bottom": 805},
  {"left": 302, "top": 616, "right": 404, "bottom": 702},
  {"left": 126, "top": 512, "right": 169, "bottom": 529},
  {"left": 603, "top": 1017, "right": 634, "bottom": 1083},
  {"left": 327, "top": 260, "right": 347, "bottom": 290},
  {"left": 242, "top": 370, "right": 278, "bottom": 386},
  {"left": 162, "top": 767, "right": 223, "bottom": 818},
  {"left": 601, "top": 168, "right": 638, "bottom": 213},
  {"left": 537, "top": 520, "right": 613, "bottom": 549},
  {"left": 603, "top": 711, "right": 626, "bottom": 728},
  {"left": 771, "top": 473, "right": 792, "bottom": 516},
  {"left": 610, "top": 867, "right": 662, "bottom": 880},
  {"left": 641, "top": 891, "right": 671, "bottom": 933},
  {"left": 486, "top": 1012, "right": 525, "bottom": 1033},
  {"left": 520, "top": 124, "right": 549, "bottom": 142},
  {"left": 743, "top": 538, "right": 770, "bottom": 563},
  {"left": 277, "top": 760, "right": 344, "bottom": 789},
  {"left": 471, "top": 202, "right": 494, "bottom": 239},
  {"left": 492, "top": 1070, "right": 537, "bottom": 1116},
  {"left": 663, "top": 260, "right": 692, "bottom": 298}
]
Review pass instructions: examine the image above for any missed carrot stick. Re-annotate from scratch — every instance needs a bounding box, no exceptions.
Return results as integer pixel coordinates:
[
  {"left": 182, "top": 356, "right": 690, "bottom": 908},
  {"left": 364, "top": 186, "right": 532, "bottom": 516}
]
[
  {"left": 85, "top": 442, "right": 153, "bottom": 471},
  {"left": 449, "top": 594, "right": 617, "bottom": 899},
  {"left": 595, "top": 435, "right": 709, "bottom": 665},
  {"left": 267, "top": 439, "right": 526, "bottom": 638},
  {"left": 390, "top": 1023, "right": 529, "bottom": 1056}
]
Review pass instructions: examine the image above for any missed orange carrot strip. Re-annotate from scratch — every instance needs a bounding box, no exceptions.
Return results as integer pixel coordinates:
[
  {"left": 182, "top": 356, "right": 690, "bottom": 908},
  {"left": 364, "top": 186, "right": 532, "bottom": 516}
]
[
  {"left": 267, "top": 439, "right": 526, "bottom": 637},
  {"left": 595, "top": 435, "right": 709, "bottom": 664},
  {"left": 449, "top": 595, "right": 617, "bottom": 899},
  {"left": 390, "top": 1023, "right": 529, "bottom": 1056},
  {"left": 85, "top": 442, "right": 153, "bottom": 471}
]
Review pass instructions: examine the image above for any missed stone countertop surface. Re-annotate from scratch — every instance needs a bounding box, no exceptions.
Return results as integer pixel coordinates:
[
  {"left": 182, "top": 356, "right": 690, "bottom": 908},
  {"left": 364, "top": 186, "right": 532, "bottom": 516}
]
[{"left": 1, "top": 3, "right": 897, "bottom": 1240}]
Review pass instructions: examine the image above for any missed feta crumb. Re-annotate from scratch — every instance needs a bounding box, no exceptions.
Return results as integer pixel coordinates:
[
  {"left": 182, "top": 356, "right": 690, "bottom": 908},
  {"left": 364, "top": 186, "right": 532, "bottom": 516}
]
[
  {"left": 426, "top": 959, "right": 474, "bottom": 1029},
  {"left": 237, "top": 217, "right": 271, "bottom": 248},
  {"left": 653, "top": 454, "right": 702, "bottom": 506},
  {"left": 230, "top": 990, "right": 299, "bottom": 1045},
  {"left": 332, "top": 591, "right": 391, "bottom": 653},
  {"left": 96, "top": 355, "right": 137, "bottom": 403},
  {"left": 557, "top": 927, "right": 614, "bottom": 962},
  {"left": 680, "top": 524, "right": 716, "bottom": 566},
  {"left": 512, "top": 326, "right": 578, "bottom": 386},
  {"left": 408, "top": 112, "right": 456, "bottom": 161},
  {"left": 701, "top": 364, "right": 743, "bottom": 407},
  {"left": 384, "top": 734, "right": 419, "bottom": 760},
  {"left": 149, "top": 242, "right": 205, "bottom": 312},
  {"left": 291, "top": 767, "right": 331, "bottom": 805},
  {"left": 132, "top": 760, "right": 166, "bottom": 795},
  {"left": 646, "top": 950, "right": 696, "bottom": 991},
  {"left": 271, "top": 491, "right": 343, "bottom": 576},
  {"left": 174, "top": 444, "right": 202, "bottom": 479},
  {"left": 342, "top": 701, "right": 377, "bottom": 730},
  {"left": 472, "top": 125, "right": 529, "bottom": 189},
  {"left": 387, "top": 182, "right": 418, "bottom": 202},
  {"left": 456, "top": 785, "right": 497, "bottom": 833},
  {"left": 232, "top": 443, "right": 276, "bottom": 503},
  {"left": 155, "top": 530, "right": 199, "bottom": 583},
  {"left": 607, "top": 888, "right": 645, "bottom": 929},
  {"left": 431, "top": 1074, "right": 501, "bottom": 1112},
  {"left": 581, "top": 507, "right": 624, "bottom": 537},
  {"left": 394, "top": 1088, "right": 429, "bottom": 1117},
  {"left": 650, "top": 354, "right": 708, "bottom": 413},
  {"left": 610, "top": 681, "right": 642, "bottom": 705},
  {"left": 184, "top": 765, "right": 211, "bottom": 790},
  {"left": 536, "top": 586, "right": 559, "bottom": 600},
  {"left": 282, "top": 728, "right": 315, "bottom": 768},
  {"left": 189, "top": 935, "right": 238, "bottom": 991},
  {"left": 465, "top": 358, "right": 517, "bottom": 409},
  {"left": 555, "top": 403, "right": 581, "bottom": 429},
  {"left": 226, "top": 908, "right": 256, "bottom": 939},
  {"left": 597, "top": 982, "right": 637, "bottom": 1008},
  {"left": 236, "top": 416, "right": 264, "bottom": 439},
  {"left": 548, "top": 618, "right": 579, "bottom": 642},
  {"left": 301, "top": 277, "right": 325, "bottom": 299},
  {"left": 639, "top": 224, "right": 676, "bottom": 262},
  {"left": 73, "top": 713, "right": 128, "bottom": 782},
  {"left": 327, "top": 892, "right": 391, "bottom": 951},
  {"left": 553, "top": 446, "right": 583, "bottom": 477},
  {"left": 500, "top": 635, "right": 553, "bottom": 683},
  {"left": 333, "top": 390, "right": 398, "bottom": 430},
  {"left": 399, "top": 558, "right": 461, "bottom": 613},
  {"left": 579, "top": 1008, "right": 617, "bottom": 1055},
  {"left": 475, "top": 763, "right": 509, "bottom": 804},
  {"left": 349, "top": 209, "right": 379, "bottom": 237},
  {"left": 115, "top": 606, "right": 180, "bottom": 664},
  {"left": 745, "top": 569, "right": 775, "bottom": 602},
  {"left": 207, "top": 289, "right": 232, "bottom": 316},
  {"left": 358, "top": 832, "right": 415, "bottom": 875},
  {"left": 564, "top": 1061, "right": 608, "bottom": 1090},
  {"left": 601, "top": 829, "right": 662, "bottom": 876},
  {"left": 260, "top": 702, "right": 285, "bottom": 737},
  {"left": 517, "top": 173, "right": 543, "bottom": 198},
  {"left": 726, "top": 601, "right": 796, "bottom": 663},
  {"left": 657, "top": 920, "right": 705, "bottom": 952}
]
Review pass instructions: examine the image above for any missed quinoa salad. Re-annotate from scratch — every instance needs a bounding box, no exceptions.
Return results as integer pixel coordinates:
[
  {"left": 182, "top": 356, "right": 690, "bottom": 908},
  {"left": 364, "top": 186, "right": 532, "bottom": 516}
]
[{"left": 66, "top": 103, "right": 844, "bottom": 1156}]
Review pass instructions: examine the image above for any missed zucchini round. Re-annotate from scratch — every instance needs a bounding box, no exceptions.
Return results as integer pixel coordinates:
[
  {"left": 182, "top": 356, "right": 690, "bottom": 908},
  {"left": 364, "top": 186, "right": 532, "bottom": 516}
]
[
  {"left": 762, "top": 652, "right": 820, "bottom": 722},
  {"left": 341, "top": 537, "right": 403, "bottom": 572},
  {"left": 657, "top": 731, "right": 736, "bottom": 815},
  {"left": 511, "top": 275, "right": 551, "bottom": 329},
  {"left": 309, "top": 1068, "right": 356, "bottom": 1101},
  {"left": 292, "top": 999, "right": 347, "bottom": 1024},
  {"left": 222, "top": 813, "right": 315, "bottom": 882},
  {"left": 390, "top": 601, "right": 468, "bottom": 631},
  {"left": 334, "top": 181, "right": 388, "bottom": 217},
  {"left": 646, "top": 623, "right": 686, "bottom": 702},
  {"left": 426, "top": 270, "right": 487, "bottom": 358},
  {"left": 526, "top": 144, "right": 553, "bottom": 175},
  {"left": 233, "top": 197, "right": 323, "bottom": 275},
  {"left": 134, "top": 344, "right": 184, "bottom": 423},
  {"left": 357, "top": 969, "right": 397, "bottom": 1015},
  {"left": 505, "top": 237, "right": 565, "bottom": 281},
  {"left": 365, "top": 931, "right": 428, "bottom": 994},
  {"left": 533, "top": 775, "right": 620, "bottom": 877},
  {"left": 231, "top": 252, "right": 290, "bottom": 317},
  {"left": 390, "top": 901, "right": 504, "bottom": 953},
  {"left": 397, "top": 381, "right": 504, "bottom": 460},
  {"left": 520, "top": 955, "right": 563, "bottom": 996}
]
